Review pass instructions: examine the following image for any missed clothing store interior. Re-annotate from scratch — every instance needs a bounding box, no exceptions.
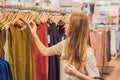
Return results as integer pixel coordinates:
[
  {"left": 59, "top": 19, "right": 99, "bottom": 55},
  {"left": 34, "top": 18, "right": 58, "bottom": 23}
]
[{"left": 0, "top": 0, "right": 120, "bottom": 80}]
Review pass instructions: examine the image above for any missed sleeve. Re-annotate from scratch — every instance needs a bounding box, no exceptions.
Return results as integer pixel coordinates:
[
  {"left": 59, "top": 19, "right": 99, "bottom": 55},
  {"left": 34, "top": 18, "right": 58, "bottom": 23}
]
[
  {"left": 85, "top": 50, "right": 100, "bottom": 78},
  {"left": 51, "top": 40, "right": 65, "bottom": 55}
]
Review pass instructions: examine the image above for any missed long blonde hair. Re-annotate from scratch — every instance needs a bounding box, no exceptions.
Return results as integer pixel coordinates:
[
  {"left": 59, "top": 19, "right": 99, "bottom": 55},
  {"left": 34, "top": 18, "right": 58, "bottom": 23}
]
[{"left": 61, "top": 13, "right": 90, "bottom": 73}]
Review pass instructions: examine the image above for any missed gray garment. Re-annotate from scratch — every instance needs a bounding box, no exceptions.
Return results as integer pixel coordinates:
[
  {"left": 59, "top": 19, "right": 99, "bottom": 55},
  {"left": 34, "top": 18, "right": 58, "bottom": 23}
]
[
  {"left": 51, "top": 40, "right": 100, "bottom": 80},
  {"left": 110, "top": 30, "right": 117, "bottom": 58},
  {"left": 115, "top": 31, "right": 120, "bottom": 50}
]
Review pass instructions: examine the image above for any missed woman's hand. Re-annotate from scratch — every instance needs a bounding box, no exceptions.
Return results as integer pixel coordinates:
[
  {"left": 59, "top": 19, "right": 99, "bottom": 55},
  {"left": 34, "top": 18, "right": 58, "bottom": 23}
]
[
  {"left": 28, "top": 21, "right": 37, "bottom": 35},
  {"left": 64, "top": 64, "right": 79, "bottom": 76},
  {"left": 65, "top": 64, "right": 97, "bottom": 80}
]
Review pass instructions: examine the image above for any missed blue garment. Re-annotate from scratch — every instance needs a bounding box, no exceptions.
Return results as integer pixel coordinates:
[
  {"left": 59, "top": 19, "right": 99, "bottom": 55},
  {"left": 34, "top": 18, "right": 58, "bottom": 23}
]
[
  {"left": 0, "top": 63, "right": 5, "bottom": 80},
  {"left": 0, "top": 57, "right": 13, "bottom": 80},
  {"left": 0, "top": 60, "right": 7, "bottom": 80}
]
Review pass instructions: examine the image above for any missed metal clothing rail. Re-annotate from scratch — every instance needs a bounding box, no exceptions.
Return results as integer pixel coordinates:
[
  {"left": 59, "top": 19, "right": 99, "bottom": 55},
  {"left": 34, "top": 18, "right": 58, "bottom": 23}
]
[{"left": 0, "top": 5, "right": 70, "bottom": 14}]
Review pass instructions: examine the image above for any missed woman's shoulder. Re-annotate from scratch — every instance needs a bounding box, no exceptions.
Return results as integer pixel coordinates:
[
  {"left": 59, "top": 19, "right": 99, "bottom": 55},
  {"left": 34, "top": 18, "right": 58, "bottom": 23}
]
[{"left": 86, "top": 47, "right": 95, "bottom": 57}]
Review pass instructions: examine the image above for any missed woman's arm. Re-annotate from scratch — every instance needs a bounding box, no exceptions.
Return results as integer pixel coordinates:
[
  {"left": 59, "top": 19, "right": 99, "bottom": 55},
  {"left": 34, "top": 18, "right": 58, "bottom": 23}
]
[
  {"left": 33, "top": 34, "right": 56, "bottom": 56},
  {"left": 28, "top": 21, "right": 56, "bottom": 56},
  {"left": 75, "top": 71, "right": 95, "bottom": 80}
]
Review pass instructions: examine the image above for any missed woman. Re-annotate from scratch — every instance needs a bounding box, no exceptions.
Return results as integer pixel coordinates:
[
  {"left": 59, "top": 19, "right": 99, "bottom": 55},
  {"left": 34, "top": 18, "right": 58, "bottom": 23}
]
[{"left": 29, "top": 13, "right": 100, "bottom": 80}]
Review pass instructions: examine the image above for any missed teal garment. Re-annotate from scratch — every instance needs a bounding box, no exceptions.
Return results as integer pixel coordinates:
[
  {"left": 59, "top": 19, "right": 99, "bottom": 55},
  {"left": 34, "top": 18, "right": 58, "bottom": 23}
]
[{"left": 8, "top": 23, "right": 35, "bottom": 80}]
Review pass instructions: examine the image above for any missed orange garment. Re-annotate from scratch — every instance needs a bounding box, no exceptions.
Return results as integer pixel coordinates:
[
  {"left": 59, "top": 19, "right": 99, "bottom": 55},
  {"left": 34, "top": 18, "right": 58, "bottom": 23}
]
[
  {"left": 33, "top": 23, "right": 48, "bottom": 80},
  {"left": 90, "top": 30, "right": 108, "bottom": 67}
]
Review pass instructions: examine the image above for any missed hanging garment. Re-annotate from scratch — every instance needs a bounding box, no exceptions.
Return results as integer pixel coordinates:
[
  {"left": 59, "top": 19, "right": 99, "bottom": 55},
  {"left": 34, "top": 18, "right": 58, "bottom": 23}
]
[
  {"left": 48, "top": 22, "right": 61, "bottom": 80},
  {"left": 0, "top": 58, "right": 7, "bottom": 80},
  {"left": 0, "top": 23, "right": 6, "bottom": 58},
  {"left": 115, "top": 31, "right": 120, "bottom": 51},
  {"left": 8, "top": 23, "right": 35, "bottom": 80},
  {"left": 57, "top": 25, "right": 65, "bottom": 41},
  {"left": 48, "top": 23, "right": 60, "bottom": 46},
  {"left": 107, "top": 30, "right": 111, "bottom": 61},
  {"left": 90, "top": 30, "right": 108, "bottom": 67},
  {"left": 0, "top": 57, "right": 13, "bottom": 80},
  {"left": 33, "top": 23, "right": 48, "bottom": 80},
  {"left": 110, "top": 30, "right": 117, "bottom": 59},
  {"left": 4, "top": 30, "right": 9, "bottom": 61}
]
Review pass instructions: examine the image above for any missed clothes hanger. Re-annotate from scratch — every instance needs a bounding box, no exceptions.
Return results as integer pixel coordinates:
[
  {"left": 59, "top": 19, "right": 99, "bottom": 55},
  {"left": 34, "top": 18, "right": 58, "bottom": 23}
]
[
  {"left": 29, "top": 14, "right": 36, "bottom": 22},
  {"left": 57, "top": 19, "right": 65, "bottom": 26},
  {"left": 17, "top": 12, "right": 29, "bottom": 25},
  {"left": 25, "top": 13, "right": 29, "bottom": 21},
  {"left": 5, "top": 12, "right": 12, "bottom": 23},
  {"left": 40, "top": 14, "right": 44, "bottom": 23},
  {"left": 43, "top": 13, "right": 49, "bottom": 23},
  {"left": 47, "top": 18, "right": 53, "bottom": 25},
  {"left": 55, "top": 16, "right": 58, "bottom": 23},
  {"left": 26, "top": 13, "right": 32, "bottom": 23},
  {"left": 39, "top": 14, "right": 44, "bottom": 23},
  {"left": 0, "top": 12, "right": 9, "bottom": 23},
  {"left": 27, "top": 13, "right": 32, "bottom": 22},
  {"left": 4, "top": 13, "right": 13, "bottom": 24},
  {"left": 55, "top": 17, "right": 60, "bottom": 25},
  {"left": 38, "top": 14, "right": 42, "bottom": 21},
  {"left": 9, "top": 12, "right": 18, "bottom": 23},
  {"left": 0, "top": 13, "right": 6, "bottom": 22},
  {"left": 12, "top": 13, "right": 21, "bottom": 24},
  {"left": 34, "top": 14, "right": 41, "bottom": 23},
  {"left": 1, "top": 13, "right": 17, "bottom": 30},
  {"left": 8, "top": 13, "right": 14, "bottom": 22},
  {"left": 0, "top": 12, "right": 12, "bottom": 30},
  {"left": 22, "top": 13, "right": 28, "bottom": 22},
  {"left": 27, "top": 13, "right": 34, "bottom": 23},
  {"left": 22, "top": 12, "right": 26, "bottom": 17},
  {"left": 1, "top": 12, "right": 14, "bottom": 30},
  {"left": 51, "top": 15, "right": 54, "bottom": 23},
  {"left": 0, "top": 13, "right": 5, "bottom": 28},
  {"left": 34, "top": 14, "right": 39, "bottom": 22},
  {"left": 42, "top": 14, "right": 46, "bottom": 23},
  {"left": 3, "top": 13, "right": 23, "bottom": 30},
  {"left": 34, "top": 14, "right": 39, "bottom": 21},
  {"left": 1, "top": 12, "right": 7, "bottom": 23}
]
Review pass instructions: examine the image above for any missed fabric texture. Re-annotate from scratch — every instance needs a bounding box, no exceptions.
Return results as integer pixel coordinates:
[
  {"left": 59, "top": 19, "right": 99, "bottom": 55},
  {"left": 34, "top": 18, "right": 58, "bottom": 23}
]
[
  {"left": 110, "top": 30, "right": 117, "bottom": 58},
  {"left": 8, "top": 23, "right": 35, "bottom": 80},
  {"left": 33, "top": 23, "right": 48, "bottom": 80},
  {"left": 0, "top": 57, "right": 13, "bottom": 80},
  {"left": 90, "top": 31, "right": 108, "bottom": 67},
  {"left": 48, "top": 23, "right": 65, "bottom": 80},
  {"left": 4, "top": 30, "right": 9, "bottom": 61},
  {"left": 107, "top": 30, "right": 111, "bottom": 61},
  {"left": 115, "top": 31, "right": 120, "bottom": 50}
]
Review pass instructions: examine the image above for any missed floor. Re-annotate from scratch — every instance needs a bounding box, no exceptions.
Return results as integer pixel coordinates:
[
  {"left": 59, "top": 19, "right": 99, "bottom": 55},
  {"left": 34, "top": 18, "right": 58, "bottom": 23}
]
[{"left": 100, "top": 58, "right": 120, "bottom": 80}]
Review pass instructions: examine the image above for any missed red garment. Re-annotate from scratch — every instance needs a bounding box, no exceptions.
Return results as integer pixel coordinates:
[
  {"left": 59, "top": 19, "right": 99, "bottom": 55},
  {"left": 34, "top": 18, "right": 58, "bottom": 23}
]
[
  {"left": 90, "top": 30, "right": 108, "bottom": 67},
  {"left": 33, "top": 23, "right": 48, "bottom": 80}
]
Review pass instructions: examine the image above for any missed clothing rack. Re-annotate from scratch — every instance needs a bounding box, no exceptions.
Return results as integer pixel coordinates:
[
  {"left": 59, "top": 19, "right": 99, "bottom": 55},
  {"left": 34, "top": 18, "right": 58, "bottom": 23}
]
[
  {"left": 90, "top": 24, "right": 117, "bottom": 77},
  {"left": 0, "top": 5, "right": 70, "bottom": 14}
]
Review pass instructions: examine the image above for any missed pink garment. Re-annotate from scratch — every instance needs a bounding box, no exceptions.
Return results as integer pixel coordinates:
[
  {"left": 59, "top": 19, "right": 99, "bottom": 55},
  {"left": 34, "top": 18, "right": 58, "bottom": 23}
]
[
  {"left": 33, "top": 23, "right": 48, "bottom": 80},
  {"left": 90, "top": 30, "right": 108, "bottom": 67}
]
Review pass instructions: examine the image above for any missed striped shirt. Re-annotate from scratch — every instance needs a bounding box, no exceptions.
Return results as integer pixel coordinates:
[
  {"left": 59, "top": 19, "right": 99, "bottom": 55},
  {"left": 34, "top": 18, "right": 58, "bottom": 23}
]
[{"left": 51, "top": 40, "right": 100, "bottom": 80}]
